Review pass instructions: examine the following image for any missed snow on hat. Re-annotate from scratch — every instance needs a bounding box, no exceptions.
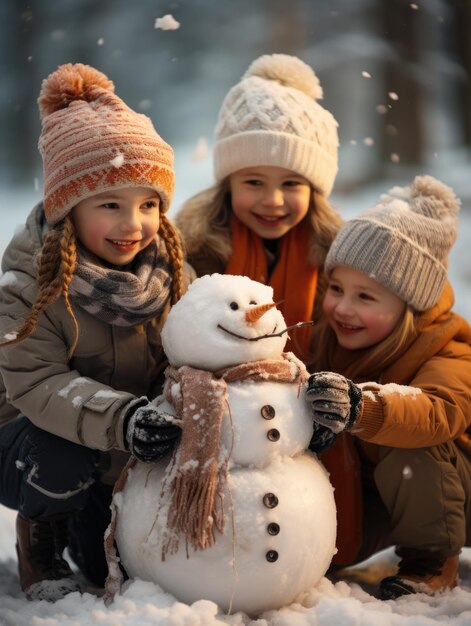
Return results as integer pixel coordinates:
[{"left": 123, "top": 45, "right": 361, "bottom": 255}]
[
  {"left": 38, "top": 63, "right": 174, "bottom": 224},
  {"left": 325, "top": 175, "right": 460, "bottom": 311},
  {"left": 213, "top": 54, "right": 339, "bottom": 197}
]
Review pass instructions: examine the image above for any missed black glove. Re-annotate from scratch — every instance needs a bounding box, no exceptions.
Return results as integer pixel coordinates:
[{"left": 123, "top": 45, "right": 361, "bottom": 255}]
[
  {"left": 124, "top": 400, "right": 181, "bottom": 463},
  {"left": 308, "top": 423, "right": 337, "bottom": 454},
  {"left": 306, "top": 372, "right": 363, "bottom": 434}
]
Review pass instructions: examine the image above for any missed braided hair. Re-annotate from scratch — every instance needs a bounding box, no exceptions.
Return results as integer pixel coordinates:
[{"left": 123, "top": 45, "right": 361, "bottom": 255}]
[
  {"left": 159, "top": 213, "right": 185, "bottom": 305},
  {"left": 0, "top": 216, "right": 79, "bottom": 358},
  {"left": 1, "top": 211, "right": 185, "bottom": 358}
]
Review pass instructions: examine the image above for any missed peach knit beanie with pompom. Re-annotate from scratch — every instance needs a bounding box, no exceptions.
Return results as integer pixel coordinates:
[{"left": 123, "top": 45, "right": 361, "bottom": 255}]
[
  {"left": 213, "top": 54, "right": 339, "bottom": 197},
  {"left": 38, "top": 63, "right": 174, "bottom": 224}
]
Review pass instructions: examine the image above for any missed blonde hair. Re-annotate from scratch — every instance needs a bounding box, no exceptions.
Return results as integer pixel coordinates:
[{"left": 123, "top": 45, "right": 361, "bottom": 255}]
[
  {"left": 309, "top": 306, "right": 417, "bottom": 381},
  {"left": 176, "top": 180, "right": 232, "bottom": 264},
  {"left": 158, "top": 213, "right": 185, "bottom": 304},
  {"left": 176, "top": 178, "right": 342, "bottom": 269},
  {"left": 1, "top": 212, "right": 185, "bottom": 358}
]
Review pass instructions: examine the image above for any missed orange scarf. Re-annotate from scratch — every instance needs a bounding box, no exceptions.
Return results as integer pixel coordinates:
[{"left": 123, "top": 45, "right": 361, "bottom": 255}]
[
  {"left": 318, "top": 434, "right": 363, "bottom": 565},
  {"left": 225, "top": 216, "right": 318, "bottom": 359}
]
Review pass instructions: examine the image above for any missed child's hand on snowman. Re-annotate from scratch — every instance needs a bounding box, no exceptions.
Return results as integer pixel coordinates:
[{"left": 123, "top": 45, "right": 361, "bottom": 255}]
[
  {"left": 124, "top": 399, "right": 181, "bottom": 463},
  {"left": 306, "top": 372, "right": 363, "bottom": 434}
]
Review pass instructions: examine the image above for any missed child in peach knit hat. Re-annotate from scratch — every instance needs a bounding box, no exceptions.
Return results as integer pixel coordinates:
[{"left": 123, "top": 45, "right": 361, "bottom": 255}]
[{"left": 0, "top": 63, "right": 193, "bottom": 600}]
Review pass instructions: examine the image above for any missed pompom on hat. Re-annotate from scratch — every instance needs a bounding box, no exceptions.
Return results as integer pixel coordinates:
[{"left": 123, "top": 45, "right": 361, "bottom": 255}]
[
  {"left": 213, "top": 53, "right": 339, "bottom": 197},
  {"left": 38, "top": 63, "right": 174, "bottom": 224},
  {"left": 325, "top": 175, "right": 460, "bottom": 311}
]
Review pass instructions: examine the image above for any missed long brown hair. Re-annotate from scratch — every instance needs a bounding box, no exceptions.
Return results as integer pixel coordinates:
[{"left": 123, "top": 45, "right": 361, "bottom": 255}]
[{"left": 0, "top": 211, "right": 185, "bottom": 358}]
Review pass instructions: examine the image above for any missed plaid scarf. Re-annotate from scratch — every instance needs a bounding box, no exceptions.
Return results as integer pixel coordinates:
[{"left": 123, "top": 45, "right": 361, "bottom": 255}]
[{"left": 69, "top": 237, "right": 171, "bottom": 326}]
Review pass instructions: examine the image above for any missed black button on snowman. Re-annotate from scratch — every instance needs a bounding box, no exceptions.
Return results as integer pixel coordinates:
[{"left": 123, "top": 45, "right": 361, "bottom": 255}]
[
  {"left": 261, "top": 404, "right": 275, "bottom": 419},
  {"left": 113, "top": 274, "right": 337, "bottom": 616}
]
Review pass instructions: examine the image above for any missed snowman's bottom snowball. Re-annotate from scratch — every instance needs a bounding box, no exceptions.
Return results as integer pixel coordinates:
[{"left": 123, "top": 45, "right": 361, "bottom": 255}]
[{"left": 115, "top": 455, "right": 336, "bottom": 615}]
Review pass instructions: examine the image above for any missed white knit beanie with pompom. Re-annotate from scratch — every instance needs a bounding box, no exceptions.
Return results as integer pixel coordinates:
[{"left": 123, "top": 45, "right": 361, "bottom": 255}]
[
  {"left": 38, "top": 63, "right": 174, "bottom": 224},
  {"left": 213, "top": 54, "right": 339, "bottom": 197}
]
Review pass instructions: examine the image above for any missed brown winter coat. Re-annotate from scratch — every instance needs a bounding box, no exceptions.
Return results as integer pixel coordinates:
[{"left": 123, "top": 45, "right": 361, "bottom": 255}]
[
  {"left": 0, "top": 203, "right": 194, "bottom": 483},
  {"left": 354, "top": 282, "right": 471, "bottom": 450},
  {"left": 320, "top": 282, "right": 471, "bottom": 562}
]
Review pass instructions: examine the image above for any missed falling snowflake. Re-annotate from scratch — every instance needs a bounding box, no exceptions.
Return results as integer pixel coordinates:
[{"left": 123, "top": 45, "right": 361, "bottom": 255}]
[
  {"left": 191, "top": 137, "right": 209, "bottom": 162},
  {"left": 139, "top": 99, "right": 152, "bottom": 111},
  {"left": 361, "top": 71, "right": 371, "bottom": 78},
  {"left": 50, "top": 30, "right": 65, "bottom": 41},
  {"left": 363, "top": 137, "right": 374, "bottom": 146},
  {"left": 388, "top": 92, "right": 399, "bottom": 101},
  {"left": 97, "top": 37, "right": 105, "bottom": 46},
  {"left": 110, "top": 154, "right": 125, "bottom": 168},
  {"left": 391, "top": 153, "right": 400, "bottom": 163},
  {"left": 154, "top": 14, "right": 180, "bottom": 30},
  {"left": 402, "top": 465, "right": 413, "bottom": 479}
]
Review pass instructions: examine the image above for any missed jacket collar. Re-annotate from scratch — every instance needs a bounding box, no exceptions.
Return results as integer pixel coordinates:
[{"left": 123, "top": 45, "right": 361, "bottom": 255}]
[{"left": 383, "top": 282, "right": 470, "bottom": 384}]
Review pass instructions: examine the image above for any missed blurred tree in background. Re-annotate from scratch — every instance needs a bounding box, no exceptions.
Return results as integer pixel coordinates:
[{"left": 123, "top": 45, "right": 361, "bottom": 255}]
[{"left": 0, "top": 0, "right": 469, "bottom": 194}]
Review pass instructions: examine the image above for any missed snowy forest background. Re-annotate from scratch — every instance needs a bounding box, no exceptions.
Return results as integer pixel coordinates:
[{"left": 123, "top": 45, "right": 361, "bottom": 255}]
[
  {"left": 1, "top": 1, "right": 471, "bottom": 624},
  {"left": 1, "top": 0, "right": 470, "bottom": 319},
  {"left": 2, "top": 0, "right": 471, "bottom": 188}
]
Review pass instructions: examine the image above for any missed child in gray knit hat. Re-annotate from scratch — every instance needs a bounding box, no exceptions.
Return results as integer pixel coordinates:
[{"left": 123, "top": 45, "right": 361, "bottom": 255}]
[
  {"left": 306, "top": 175, "right": 471, "bottom": 599},
  {"left": 176, "top": 53, "right": 342, "bottom": 361}
]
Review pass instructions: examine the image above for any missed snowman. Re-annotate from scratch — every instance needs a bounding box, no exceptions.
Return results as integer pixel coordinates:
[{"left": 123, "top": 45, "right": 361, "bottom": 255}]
[{"left": 107, "top": 274, "right": 336, "bottom": 616}]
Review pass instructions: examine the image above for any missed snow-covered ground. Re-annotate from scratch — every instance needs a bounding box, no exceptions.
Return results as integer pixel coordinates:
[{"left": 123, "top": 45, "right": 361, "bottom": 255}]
[
  {"left": 0, "top": 502, "right": 470, "bottom": 626},
  {"left": 0, "top": 147, "right": 471, "bottom": 624}
]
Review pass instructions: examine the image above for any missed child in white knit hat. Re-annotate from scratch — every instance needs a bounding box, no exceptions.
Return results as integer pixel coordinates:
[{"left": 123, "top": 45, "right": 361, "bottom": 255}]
[
  {"left": 0, "top": 63, "right": 193, "bottom": 601},
  {"left": 176, "top": 53, "right": 342, "bottom": 360},
  {"left": 306, "top": 175, "right": 471, "bottom": 599}
]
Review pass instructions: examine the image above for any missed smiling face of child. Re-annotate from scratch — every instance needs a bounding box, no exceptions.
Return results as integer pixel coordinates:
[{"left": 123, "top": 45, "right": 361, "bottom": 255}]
[
  {"left": 71, "top": 187, "right": 161, "bottom": 266},
  {"left": 229, "top": 166, "right": 311, "bottom": 239},
  {"left": 322, "top": 266, "right": 406, "bottom": 350}
]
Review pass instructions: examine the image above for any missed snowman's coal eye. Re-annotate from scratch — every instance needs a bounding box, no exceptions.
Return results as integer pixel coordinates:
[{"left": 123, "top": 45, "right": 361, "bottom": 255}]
[
  {"left": 249, "top": 300, "right": 257, "bottom": 305},
  {"left": 230, "top": 302, "right": 239, "bottom": 311}
]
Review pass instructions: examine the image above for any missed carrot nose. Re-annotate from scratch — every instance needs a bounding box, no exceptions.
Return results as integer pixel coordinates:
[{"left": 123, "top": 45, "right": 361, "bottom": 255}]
[{"left": 245, "top": 302, "right": 276, "bottom": 324}]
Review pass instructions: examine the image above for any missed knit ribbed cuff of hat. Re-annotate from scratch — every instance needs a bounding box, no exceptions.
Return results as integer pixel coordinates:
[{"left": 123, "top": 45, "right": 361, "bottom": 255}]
[
  {"left": 325, "top": 220, "right": 448, "bottom": 311},
  {"left": 214, "top": 131, "right": 338, "bottom": 198},
  {"left": 45, "top": 162, "right": 174, "bottom": 225}
]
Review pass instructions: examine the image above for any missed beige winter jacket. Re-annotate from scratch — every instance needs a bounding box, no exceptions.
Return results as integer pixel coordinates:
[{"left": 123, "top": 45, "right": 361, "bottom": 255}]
[{"left": 0, "top": 203, "right": 194, "bottom": 482}]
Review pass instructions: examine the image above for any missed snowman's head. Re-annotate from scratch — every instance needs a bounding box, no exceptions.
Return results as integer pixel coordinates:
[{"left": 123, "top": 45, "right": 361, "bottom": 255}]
[{"left": 162, "top": 274, "right": 287, "bottom": 370}]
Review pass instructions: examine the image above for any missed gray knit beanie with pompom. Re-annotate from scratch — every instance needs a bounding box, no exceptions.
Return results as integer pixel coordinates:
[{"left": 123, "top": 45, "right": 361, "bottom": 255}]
[
  {"left": 213, "top": 54, "right": 339, "bottom": 197},
  {"left": 325, "top": 175, "right": 460, "bottom": 311}
]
